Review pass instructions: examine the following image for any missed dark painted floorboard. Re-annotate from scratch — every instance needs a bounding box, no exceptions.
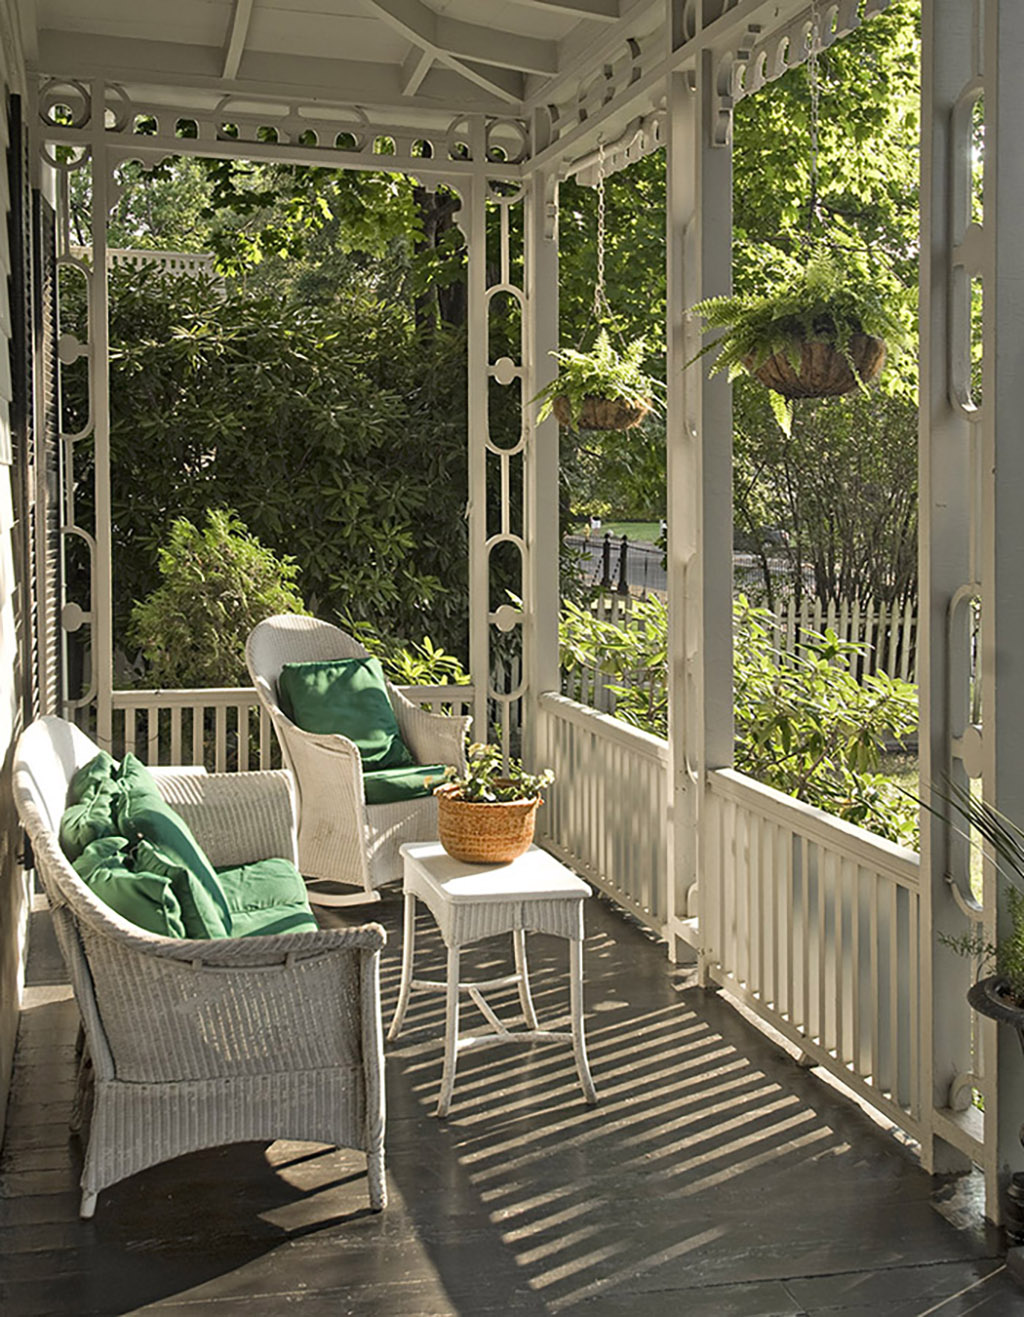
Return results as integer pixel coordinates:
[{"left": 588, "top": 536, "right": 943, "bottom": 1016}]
[{"left": 2, "top": 888, "right": 1023, "bottom": 1316}]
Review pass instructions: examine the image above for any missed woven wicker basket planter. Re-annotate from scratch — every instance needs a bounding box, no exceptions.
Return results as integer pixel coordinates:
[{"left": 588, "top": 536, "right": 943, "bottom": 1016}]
[
  {"left": 435, "top": 782, "right": 542, "bottom": 864},
  {"left": 552, "top": 395, "right": 651, "bottom": 431},
  {"left": 745, "top": 333, "right": 887, "bottom": 400}
]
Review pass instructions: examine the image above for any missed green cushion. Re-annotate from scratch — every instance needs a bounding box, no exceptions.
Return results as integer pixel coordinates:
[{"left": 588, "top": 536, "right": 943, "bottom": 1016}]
[
  {"left": 134, "top": 838, "right": 230, "bottom": 939},
  {"left": 215, "top": 858, "right": 318, "bottom": 937},
  {"left": 68, "top": 751, "right": 118, "bottom": 805},
  {"left": 278, "top": 657, "right": 414, "bottom": 770},
  {"left": 117, "top": 757, "right": 230, "bottom": 938},
  {"left": 59, "top": 780, "right": 123, "bottom": 861},
  {"left": 73, "top": 836, "right": 187, "bottom": 939},
  {"left": 364, "top": 763, "right": 448, "bottom": 806}
]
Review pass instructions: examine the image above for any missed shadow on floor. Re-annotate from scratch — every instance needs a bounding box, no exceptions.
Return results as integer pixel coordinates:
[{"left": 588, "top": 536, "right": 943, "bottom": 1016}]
[{"left": 1, "top": 888, "right": 1020, "bottom": 1315}]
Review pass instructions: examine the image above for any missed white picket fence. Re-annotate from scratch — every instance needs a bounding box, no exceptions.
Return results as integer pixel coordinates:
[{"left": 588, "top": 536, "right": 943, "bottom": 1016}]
[{"left": 562, "top": 593, "right": 918, "bottom": 715}]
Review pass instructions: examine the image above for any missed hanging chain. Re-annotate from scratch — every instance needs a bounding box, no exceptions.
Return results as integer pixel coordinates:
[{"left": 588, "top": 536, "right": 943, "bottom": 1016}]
[
  {"left": 806, "top": 0, "right": 821, "bottom": 244},
  {"left": 592, "top": 141, "right": 614, "bottom": 323}
]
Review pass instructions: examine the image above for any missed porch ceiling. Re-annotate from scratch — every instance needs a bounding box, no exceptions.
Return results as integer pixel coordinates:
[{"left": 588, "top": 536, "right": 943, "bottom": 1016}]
[{"left": 24, "top": 0, "right": 659, "bottom": 121}]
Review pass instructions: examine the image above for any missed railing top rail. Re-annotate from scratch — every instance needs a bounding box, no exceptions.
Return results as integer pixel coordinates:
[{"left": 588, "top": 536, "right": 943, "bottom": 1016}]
[
  {"left": 710, "top": 767, "right": 920, "bottom": 885},
  {"left": 539, "top": 690, "right": 670, "bottom": 763},
  {"left": 112, "top": 683, "right": 476, "bottom": 709}
]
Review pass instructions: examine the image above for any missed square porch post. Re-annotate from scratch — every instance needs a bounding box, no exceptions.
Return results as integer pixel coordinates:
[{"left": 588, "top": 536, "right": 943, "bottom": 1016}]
[{"left": 665, "top": 42, "right": 733, "bottom": 967}]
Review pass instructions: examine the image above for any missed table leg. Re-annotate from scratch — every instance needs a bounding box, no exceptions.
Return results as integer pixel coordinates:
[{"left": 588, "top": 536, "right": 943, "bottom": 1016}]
[
  {"left": 513, "top": 928, "right": 539, "bottom": 1030},
  {"left": 387, "top": 890, "right": 417, "bottom": 1042},
  {"left": 569, "top": 937, "right": 597, "bottom": 1104},
  {"left": 436, "top": 944, "right": 461, "bottom": 1117}
]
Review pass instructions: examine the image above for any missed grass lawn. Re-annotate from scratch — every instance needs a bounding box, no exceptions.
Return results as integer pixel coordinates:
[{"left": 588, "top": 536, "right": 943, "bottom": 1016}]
[{"left": 570, "top": 520, "right": 662, "bottom": 544}]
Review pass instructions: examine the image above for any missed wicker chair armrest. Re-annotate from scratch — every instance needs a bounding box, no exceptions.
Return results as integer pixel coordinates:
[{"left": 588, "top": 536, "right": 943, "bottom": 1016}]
[
  {"left": 154, "top": 769, "right": 298, "bottom": 869},
  {"left": 391, "top": 693, "right": 469, "bottom": 771}
]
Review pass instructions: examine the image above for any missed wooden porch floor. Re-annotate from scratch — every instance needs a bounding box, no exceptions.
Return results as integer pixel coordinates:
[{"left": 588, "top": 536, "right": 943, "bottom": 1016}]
[{"left": 2, "top": 886, "right": 1022, "bottom": 1316}]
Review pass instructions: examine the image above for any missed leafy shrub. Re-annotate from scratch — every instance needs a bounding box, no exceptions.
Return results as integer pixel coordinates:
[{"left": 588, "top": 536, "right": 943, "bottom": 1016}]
[
  {"left": 559, "top": 592, "right": 919, "bottom": 845},
  {"left": 129, "top": 509, "right": 307, "bottom": 687}
]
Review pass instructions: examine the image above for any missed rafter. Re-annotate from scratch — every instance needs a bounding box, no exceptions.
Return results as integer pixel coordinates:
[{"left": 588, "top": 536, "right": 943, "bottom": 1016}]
[
  {"left": 502, "top": 0, "right": 622, "bottom": 20},
  {"left": 362, "top": 0, "right": 557, "bottom": 74},
  {"left": 222, "top": 0, "right": 254, "bottom": 81},
  {"left": 401, "top": 46, "right": 433, "bottom": 97}
]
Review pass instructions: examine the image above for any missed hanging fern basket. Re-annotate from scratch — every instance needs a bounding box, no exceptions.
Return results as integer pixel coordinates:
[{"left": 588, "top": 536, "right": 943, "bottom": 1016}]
[
  {"left": 744, "top": 333, "right": 887, "bottom": 400},
  {"left": 552, "top": 395, "right": 652, "bottom": 431}
]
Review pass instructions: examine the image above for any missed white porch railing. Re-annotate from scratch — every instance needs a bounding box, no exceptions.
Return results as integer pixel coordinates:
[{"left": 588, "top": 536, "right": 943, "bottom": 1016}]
[
  {"left": 110, "top": 685, "right": 475, "bottom": 771},
  {"left": 535, "top": 691, "right": 669, "bottom": 932},
  {"left": 703, "top": 769, "right": 924, "bottom": 1139},
  {"left": 536, "top": 690, "right": 929, "bottom": 1145}
]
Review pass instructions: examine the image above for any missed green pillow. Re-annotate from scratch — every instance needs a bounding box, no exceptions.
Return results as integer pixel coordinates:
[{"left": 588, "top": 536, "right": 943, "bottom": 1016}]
[
  {"left": 134, "top": 838, "right": 230, "bottom": 939},
  {"left": 68, "top": 751, "right": 118, "bottom": 805},
  {"left": 364, "top": 763, "right": 447, "bottom": 806},
  {"left": 61, "top": 751, "right": 124, "bottom": 861},
  {"left": 73, "top": 836, "right": 187, "bottom": 939},
  {"left": 278, "top": 657, "right": 414, "bottom": 770},
  {"left": 117, "top": 762, "right": 231, "bottom": 938},
  {"left": 216, "top": 858, "right": 318, "bottom": 938}
]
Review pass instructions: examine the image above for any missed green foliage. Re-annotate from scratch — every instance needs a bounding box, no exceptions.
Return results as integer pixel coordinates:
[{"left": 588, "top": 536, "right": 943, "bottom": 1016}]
[
  {"left": 559, "top": 593, "right": 919, "bottom": 845},
  {"left": 732, "top": 597, "right": 919, "bottom": 844},
  {"left": 534, "top": 331, "right": 660, "bottom": 429},
  {"left": 62, "top": 263, "right": 471, "bottom": 659},
  {"left": 691, "top": 248, "right": 912, "bottom": 433},
  {"left": 733, "top": 378, "right": 918, "bottom": 609},
  {"left": 443, "top": 742, "right": 554, "bottom": 804},
  {"left": 128, "top": 510, "right": 307, "bottom": 688},
  {"left": 346, "top": 627, "right": 470, "bottom": 687}
]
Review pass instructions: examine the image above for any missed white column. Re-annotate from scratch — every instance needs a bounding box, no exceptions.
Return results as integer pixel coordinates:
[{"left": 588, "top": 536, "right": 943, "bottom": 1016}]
[
  {"left": 523, "top": 143, "right": 560, "bottom": 767},
  {"left": 465, "top": 150, "right": 490, "bottom": 744},
  {"left": 665, "top": 46, "right": 733, "bottom": 967},
  {"left": 90, "top": 83, "right": 112, "bottom": 749},
  {"left": 983, "top": 0, "right": 1024, "bottom": 1212},
  {"left": 918, "top": 0, "right": 977, "bottom": 1181}
]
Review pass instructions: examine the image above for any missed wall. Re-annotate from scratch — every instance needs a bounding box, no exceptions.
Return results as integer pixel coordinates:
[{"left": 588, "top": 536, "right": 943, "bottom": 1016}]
[{"left": 0, "top": 0, "right": 28, "bottom": 1148}]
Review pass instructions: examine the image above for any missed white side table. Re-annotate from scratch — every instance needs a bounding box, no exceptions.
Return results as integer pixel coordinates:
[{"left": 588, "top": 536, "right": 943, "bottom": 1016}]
[{"left": 388, "top": 840, "right": 598, "bottom": 1117}]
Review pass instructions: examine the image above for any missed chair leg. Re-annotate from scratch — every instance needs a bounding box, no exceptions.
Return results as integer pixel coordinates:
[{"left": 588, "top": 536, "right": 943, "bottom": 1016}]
[
  {"left": 387, "top": 892, "right": 417, "bottom": 1041},
  {"left": 366, "top": 1148, "right": 387, "bottom": 1211},
  {"left": 79, "top": 1190, "right": 98, "bottom": 1220}
]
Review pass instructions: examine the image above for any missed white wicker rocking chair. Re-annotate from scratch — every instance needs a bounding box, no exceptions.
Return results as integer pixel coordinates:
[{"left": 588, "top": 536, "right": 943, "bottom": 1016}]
[
  {"left": 246, "top": 615, "right": 470, "bottom": 906},
  {"left": 13, "top": 716, "right": 388, "bottom": 1219}
]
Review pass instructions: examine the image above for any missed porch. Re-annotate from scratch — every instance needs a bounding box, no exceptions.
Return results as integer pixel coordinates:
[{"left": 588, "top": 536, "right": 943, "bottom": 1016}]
[{"left": 4, "top": 881, "right": 1016, "bottom": 1316}]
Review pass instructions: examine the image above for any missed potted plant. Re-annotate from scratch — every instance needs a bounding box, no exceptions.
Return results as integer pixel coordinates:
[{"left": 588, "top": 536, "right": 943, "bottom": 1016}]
[
  {"left": 689, "top": 249, "right": 909, "bottom": 433},
  {"left": 435, "top": 743, "right": 554, "bottom": 865},
  {"left": 533, "top": 330, "right": 659, "bottom": 432},
  {"left": 930, "top": 778, "right": 1024, "bottom": 1032}
]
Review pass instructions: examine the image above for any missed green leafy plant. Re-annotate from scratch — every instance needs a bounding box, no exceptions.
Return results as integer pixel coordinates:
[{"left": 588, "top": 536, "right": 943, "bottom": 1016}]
[
  {"left": 690, "top": 249, "right": 911, "bottom": 434},
  {"left": 926, "top": 778, "right": 1024, "bottom": 1006},
  {"left": 558, "top": 593, "right": 919, "bottom": 845},
  {"left": 442, "top": 742, "right": 554, "bottom": 804},
  {"left": 533, "top": 330, "right": 660, "bottom": 429},
  {"left": 128, "top": 509, "right": 307, "bottom": 687},
  {"left": 344, "top": 625, "right": 470, "bottom": 687}
]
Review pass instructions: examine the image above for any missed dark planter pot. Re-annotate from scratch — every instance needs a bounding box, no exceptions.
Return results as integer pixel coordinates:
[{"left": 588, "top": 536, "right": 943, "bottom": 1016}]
[
  {"left": 968, "top": 974, "right": 1024, "bottom": 1031},
  {"left": 744, "top": 333, "right": 887, "bottom": 400},
  {"left": 552, "top": 395, "right": 652, "bottom": 431}
]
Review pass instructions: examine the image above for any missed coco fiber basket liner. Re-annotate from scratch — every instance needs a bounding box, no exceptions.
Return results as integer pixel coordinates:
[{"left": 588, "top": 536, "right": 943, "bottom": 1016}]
[{"left": 435, "top": 783, "right": 542, "bottom": 864}]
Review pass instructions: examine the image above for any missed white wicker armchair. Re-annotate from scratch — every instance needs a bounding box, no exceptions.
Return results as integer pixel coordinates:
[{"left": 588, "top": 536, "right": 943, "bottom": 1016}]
[
  {"left": 12, "top": 716, "right": 387, "bottom": 1220},
  {"left": 246, "top": 615, "right": 471, "bottom": 904}
]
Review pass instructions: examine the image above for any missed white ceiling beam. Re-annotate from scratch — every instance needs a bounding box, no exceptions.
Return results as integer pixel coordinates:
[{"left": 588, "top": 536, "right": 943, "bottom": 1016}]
[
  {"left": 363, "top": 0, "right": 556, "bottom": 74},
  {"left": 502, "top": 0, "right": 622, "bottom": 21},
  {"left": 435, "top": 56, "right": 523, "bottom": 104},
  {"left": 222, "top": 0, "right": 254, "bottom": 81},
  {"left": 33, "top": 31, "right": 516, "bottom": 114},
  {"left": 401, "top": 47, "right": 434, "bottom": 98}
]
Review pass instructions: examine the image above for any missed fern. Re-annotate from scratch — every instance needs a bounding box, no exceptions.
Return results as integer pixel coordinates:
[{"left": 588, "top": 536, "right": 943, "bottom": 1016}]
[{"left": 533, "top": 330, "right": 660, "bottom": 428}]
